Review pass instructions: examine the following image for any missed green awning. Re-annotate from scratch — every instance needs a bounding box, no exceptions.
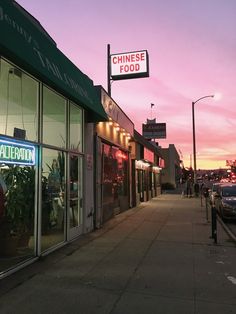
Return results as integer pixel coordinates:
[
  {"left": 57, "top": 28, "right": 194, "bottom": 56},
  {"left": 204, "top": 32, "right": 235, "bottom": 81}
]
[{"left": 0, "top": 0, "right": 107, "bottom": 122}]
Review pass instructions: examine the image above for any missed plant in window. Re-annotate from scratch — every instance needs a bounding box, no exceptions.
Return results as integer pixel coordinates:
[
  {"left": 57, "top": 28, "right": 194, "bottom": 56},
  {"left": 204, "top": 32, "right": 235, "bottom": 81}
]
[
  {"left": 42, "top": 152, "right": 65, "bottom": 231},
  {"left": 4, "top": 165, "right": 35, "bottom": 246}
]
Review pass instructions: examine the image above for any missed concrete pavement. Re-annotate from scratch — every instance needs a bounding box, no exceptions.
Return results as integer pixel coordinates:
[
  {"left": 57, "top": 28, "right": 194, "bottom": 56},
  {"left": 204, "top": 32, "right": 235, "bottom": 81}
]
[{"left": 0, "top": 192, "right": 236, "bottom": 314}]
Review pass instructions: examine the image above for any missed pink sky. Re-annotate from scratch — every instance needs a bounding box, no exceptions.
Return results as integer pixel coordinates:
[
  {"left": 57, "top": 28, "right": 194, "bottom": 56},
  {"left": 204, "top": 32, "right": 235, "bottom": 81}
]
[{"left": 17, "top": 0, "right": 236, "bottom": 169}]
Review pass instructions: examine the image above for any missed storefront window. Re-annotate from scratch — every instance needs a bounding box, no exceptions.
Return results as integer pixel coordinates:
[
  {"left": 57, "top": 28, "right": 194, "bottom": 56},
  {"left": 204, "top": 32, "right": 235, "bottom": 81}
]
[
  {"left": 0, "top": 58, "right": 85, "bottom": 274},
  {"left": 0, "top": 59, "right": 39, "bottom": 141},
  {"left": 116, "top": 149, "right": 128, "bottom": 197},
  {"left": 102, "top": 145, "right": 117, "bottom": 207},
  {"left": 42, "top": 86, "right": 66, "bottom": 148},
  {"left": 102, "top": 144, "right": 128, "bottom": 212},
  {"left": 70, "top": 102, "right": 83, "bottom": 152},
  {"left": 156, "top": 172, "right": 161, "bottom": 186},
  {"left": 0, "top": 162, "right": 35, "bottom": 271},
  {"left": 41, "top": 148, "right": 65, "bottom": 251}
]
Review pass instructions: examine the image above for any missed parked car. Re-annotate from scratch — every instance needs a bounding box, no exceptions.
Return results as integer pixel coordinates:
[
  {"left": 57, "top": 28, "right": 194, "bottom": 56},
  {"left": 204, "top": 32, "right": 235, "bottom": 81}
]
[
  {"left": 209, "top": 182, "right": 221, "bottom": 205},
  {"left": 214, "top": 183, "right": 236, "bottom": 220}
]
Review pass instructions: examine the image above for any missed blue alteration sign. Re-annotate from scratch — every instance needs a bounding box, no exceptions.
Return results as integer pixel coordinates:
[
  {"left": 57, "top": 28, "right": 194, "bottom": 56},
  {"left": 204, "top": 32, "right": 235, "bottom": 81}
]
[{"left": 0, "top": 139, "right": 35, "bottom": 165}]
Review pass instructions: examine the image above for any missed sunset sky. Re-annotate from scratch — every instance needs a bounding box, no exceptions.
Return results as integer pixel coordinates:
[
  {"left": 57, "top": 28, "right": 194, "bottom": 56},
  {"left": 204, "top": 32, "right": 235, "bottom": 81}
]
[{"left": 17, "top": 0, "right": 236, "bottom": 170}]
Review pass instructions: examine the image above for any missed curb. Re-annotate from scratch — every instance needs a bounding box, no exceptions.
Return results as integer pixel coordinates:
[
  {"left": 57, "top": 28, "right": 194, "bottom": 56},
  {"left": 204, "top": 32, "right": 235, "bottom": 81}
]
[{"left": 217, "top": 215, "right": 236, "bottom": 243}]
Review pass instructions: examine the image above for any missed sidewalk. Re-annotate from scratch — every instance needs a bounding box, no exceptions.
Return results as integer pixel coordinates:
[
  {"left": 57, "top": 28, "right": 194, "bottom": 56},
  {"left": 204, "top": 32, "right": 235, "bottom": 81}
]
[{"left": 0, "top": 192, "right": 236, "bottom": 314}]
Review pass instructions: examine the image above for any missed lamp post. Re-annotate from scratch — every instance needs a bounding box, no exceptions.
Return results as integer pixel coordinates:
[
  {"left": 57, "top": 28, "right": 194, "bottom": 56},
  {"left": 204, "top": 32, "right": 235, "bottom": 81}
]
[{"left": 192, "top": 95, "right": 214, "bottom": 185}]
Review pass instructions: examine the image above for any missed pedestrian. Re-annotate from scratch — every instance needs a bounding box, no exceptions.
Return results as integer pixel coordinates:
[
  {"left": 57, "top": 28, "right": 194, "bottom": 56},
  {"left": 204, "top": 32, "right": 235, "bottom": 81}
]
[
  {"left": 180, "top": 178, "right": 185, "bottom": 197},
  {"left": 194, "top": 182, "right": 200, "bottom": 197},
  {"left": 186, "top": 177, "right": 193, "bottom": 198}
]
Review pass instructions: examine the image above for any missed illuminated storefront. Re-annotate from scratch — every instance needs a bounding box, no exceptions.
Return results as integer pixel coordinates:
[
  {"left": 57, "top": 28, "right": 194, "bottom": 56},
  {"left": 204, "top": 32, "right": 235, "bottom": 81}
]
[
  {"left": 94, "top": 86, "right": 134, "bottom": 225},
  {"left": 101, "top": 144, "right": 129, "bottom": 221},
  {"left": 130, "top": 130, "right": 162, "bottom": 206},
  {"left": 0, "top": 1, "right": 107, "bottom": 277}
]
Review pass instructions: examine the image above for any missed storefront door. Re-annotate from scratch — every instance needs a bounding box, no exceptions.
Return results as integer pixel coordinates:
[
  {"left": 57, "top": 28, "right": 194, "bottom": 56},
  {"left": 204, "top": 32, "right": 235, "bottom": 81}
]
[
  {"left": 137, "top": 169, "right": 145, "bottom": 202},
  {"left": 68, "top": 154, "right": 83, "bottom": 239}
]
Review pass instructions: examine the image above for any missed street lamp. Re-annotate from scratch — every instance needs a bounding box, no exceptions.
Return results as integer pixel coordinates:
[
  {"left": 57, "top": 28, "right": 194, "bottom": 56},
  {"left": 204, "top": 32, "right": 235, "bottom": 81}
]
[{"left": 192, "top": 94, "right": 214, "bottom": 185}]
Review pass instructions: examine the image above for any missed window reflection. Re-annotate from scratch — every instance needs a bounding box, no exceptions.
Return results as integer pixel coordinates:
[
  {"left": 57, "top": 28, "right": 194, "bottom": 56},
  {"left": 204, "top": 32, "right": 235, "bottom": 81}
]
[
  {"left": 0, "top": 57, "right": 85, "bottom": 274},
  {"left": 0, "top": 59, "right": 38, "bottom": 141},
  {"left": 43, "top": 86, "right": 66, "bottom": 148},
  {"left": 69, "top": 155, "right": 83, "bottom": 229},
  {"left": 41, "top": 148, "right": 65, "bottom": 251},
  {"left": 0, "top": 164, "right": 35, "bottom": 270},
  {"left": 70, "top": 103, "right": 83, "bottom": 152},
  {"left": 102, "top": 144, "right": 128, "bottom": 208}
]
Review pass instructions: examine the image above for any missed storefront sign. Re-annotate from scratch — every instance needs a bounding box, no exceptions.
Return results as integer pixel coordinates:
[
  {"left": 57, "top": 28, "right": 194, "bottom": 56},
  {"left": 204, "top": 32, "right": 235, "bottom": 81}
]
[
  {"left": 144, "top": 147, "right": 154, "bottom": 163},
  {"left": 100, "top": 88, "right": 134, "bottom": 136},
  {"left": 142, "top": 123, "right": 166, "bottom": 139},
  {"left": 136, "top": 160, "right": 150, "bottom": 170},
  {"left": 0, "top": 0, "right": 107, "bottom": 122},
  {"left": 0, "top": 139, "right": 35, "bottom": 165},
  {"left": 110, "top": 50, "right": 149, "bottom": 80},
  {"left": 159, "top": 158, "right": 165, "bottom": 168}
]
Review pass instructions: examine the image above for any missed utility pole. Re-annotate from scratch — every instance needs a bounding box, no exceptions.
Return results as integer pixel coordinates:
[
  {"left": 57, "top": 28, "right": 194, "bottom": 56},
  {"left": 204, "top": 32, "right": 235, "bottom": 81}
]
[{"left": 107, "top": 44, "right": 111, "bottom": 96}]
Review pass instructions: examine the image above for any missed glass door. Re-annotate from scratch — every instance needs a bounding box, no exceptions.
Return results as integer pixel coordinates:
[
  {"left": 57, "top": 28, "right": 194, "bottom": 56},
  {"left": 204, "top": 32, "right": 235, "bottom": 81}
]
[
  {"left": 68, "top": 154, "right": 83, "bottom": 239},
  {"left": 41, "top": 148, "right": 65, "bottom": 252}
]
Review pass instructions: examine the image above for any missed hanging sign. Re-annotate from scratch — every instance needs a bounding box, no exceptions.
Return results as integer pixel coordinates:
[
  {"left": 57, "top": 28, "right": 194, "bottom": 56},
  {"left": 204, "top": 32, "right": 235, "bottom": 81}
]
[
  {"left": 0, "top": 139, "right": 36, "bottom": 165},
  {"left": 110, "top": 50, "right": 149, "bottom": 80},
  {"left": 144, "top": 147, "right": 154, "bottom": 163},
  {"left": 142, "top": 123, "right": 166, "bottom": 139}
]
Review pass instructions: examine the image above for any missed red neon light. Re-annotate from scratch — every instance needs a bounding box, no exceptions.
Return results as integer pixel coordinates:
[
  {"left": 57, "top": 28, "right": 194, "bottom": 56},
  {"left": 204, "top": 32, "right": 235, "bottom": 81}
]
[{"left": 115, "top": 151, "right": 128, "bottom": 160}]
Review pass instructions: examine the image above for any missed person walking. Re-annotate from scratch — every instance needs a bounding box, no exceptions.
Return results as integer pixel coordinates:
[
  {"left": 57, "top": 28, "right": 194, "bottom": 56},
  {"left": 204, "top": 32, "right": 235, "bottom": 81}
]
[
  {"left": 186, "top": 176, "right": 193, "bottom": 198},
  {"left": 194, "top": 182, "right": 200, "bottom": 197}
]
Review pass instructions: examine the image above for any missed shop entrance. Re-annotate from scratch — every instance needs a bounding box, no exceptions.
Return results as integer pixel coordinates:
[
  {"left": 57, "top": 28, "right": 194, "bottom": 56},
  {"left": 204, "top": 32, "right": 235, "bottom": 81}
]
[
  {"left": 68, "top": 154, "right": 83, "bottom": 239},
  {"left": 137, "top": 169, "right": 145, "bottom": 202}
]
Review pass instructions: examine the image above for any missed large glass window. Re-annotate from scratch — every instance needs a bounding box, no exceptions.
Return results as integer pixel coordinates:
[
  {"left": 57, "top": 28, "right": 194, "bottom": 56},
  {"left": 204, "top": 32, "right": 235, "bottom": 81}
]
[
  {"left": 70, "top": 102, "right": 83, "bottom": 152},
  {"left": 102, "top": 144, "right": 128, "bottom": 206},
  {"left": 0, "top": 164, "right": 35, "bottom": 271},
  {"left": 42, "top": 86, "right": 66, "bottom": 148},
  {"left": 0, "top": 57, "right": 85, "bottom": 274},
  {"left": 41, "top": 148, "right": 65, "bottom": 252},
  {"left": 0, "top": 59, "right": 38, "bottom": 141}
]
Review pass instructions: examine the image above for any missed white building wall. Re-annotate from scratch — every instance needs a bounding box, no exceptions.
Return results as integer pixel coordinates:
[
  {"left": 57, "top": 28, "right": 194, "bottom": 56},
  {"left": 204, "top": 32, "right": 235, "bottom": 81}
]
[{"left": 161, "top": 144, "right": 180, "bottom": 188}]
